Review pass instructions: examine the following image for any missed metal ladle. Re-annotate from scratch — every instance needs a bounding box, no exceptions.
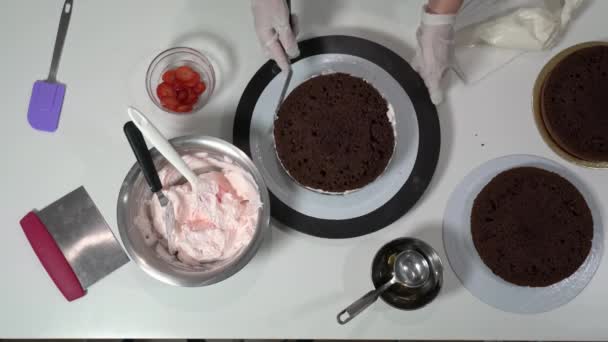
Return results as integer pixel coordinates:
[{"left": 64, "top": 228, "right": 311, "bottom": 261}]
[{"left": 337, "top": 249, "right": 430, "bottom": 324}]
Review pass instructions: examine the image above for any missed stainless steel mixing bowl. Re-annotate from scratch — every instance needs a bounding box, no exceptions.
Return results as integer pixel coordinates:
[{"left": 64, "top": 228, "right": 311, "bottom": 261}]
[{"left": 116, "top": 135, "right": 270, "bottom": 286}]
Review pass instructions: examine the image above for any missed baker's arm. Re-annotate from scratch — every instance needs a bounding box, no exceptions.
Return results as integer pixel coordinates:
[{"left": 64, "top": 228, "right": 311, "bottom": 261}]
[
  {"left": 250, "top": 0, "right": 299, "bottom": 72},
  {"left": 412, "top": 0, "right": 463, "bottom": 105}
]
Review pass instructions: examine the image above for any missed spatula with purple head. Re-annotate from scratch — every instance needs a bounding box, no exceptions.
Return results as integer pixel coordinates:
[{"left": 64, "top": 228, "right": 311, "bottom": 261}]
[{"left": 27, "top": 0, "right": 73, "bottom": 132}]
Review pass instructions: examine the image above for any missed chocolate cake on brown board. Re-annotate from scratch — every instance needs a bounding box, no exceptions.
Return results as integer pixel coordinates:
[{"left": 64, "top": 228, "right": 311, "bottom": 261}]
[
  {"left": 274, "top": 73, "right": 395, "bottom": 193},
  {"left": 471, "top": 167, "right": 593, "bottom": 287},
  {"left": 541, "top": 45, "right": 608, "bottom": 162}
]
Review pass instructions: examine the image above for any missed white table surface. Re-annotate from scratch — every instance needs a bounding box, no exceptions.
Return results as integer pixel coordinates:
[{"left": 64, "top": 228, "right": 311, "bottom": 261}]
[{"left": 2, "top": 0, "right": 608, "bottom": 339}]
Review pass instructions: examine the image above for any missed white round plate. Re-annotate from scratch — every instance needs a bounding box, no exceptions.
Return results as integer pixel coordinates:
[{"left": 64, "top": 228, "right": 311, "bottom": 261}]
[{"left": 443, "top": 154, "right": 603, "bottom": 313}]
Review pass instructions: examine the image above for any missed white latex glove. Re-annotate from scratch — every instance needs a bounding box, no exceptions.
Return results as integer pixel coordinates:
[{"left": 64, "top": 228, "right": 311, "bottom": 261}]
[
  {"left": 251, "top": 0, "right": 300, "bottom": 71},
  {"left": 412, "top": 7, "right": 456, "bottom": 105}
]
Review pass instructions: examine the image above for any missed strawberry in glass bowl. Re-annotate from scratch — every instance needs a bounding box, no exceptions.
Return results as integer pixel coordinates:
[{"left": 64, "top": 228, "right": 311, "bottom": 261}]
[{"left": 146, "top": 47, "right": 215, "bottom": 115}]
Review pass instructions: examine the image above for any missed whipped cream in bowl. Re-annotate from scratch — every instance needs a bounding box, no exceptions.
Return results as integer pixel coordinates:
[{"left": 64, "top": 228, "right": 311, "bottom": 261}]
[{"left": 117, "top": 135, "right": 270, "bottom": 286}]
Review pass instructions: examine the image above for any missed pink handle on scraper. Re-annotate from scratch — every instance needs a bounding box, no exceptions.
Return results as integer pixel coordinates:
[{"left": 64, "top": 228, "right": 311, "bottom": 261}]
[{"left": 20, "top": 212, "right": 85, "bottom": 301}]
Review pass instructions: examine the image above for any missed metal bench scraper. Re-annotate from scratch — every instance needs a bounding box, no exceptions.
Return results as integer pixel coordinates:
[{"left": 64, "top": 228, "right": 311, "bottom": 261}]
[{"left": 19, "top": 186, "right": 129, "bottom": 301}]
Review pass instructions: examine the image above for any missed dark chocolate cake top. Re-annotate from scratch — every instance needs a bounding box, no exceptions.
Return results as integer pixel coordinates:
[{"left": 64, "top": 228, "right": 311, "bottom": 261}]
[
  {"left": 471, "top": 167, "right": 593, "bottom": 287},
  {"left": 274, "top": 73, "right": 395, "bottom": 193},
  {"left": 542, "top": 45, "right": 608, "bottom": 162}
]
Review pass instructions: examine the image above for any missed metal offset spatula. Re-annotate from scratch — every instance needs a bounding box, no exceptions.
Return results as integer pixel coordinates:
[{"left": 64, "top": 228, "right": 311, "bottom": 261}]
[
  {"left": 27, "top": 0, "right": 73, "bottom": 132},
  {"left": 123, "top": 121, "right": 177, "bottom": 254},
  {"left": 274, "top": 0, "right": 295, "bottom": 113},
  {"left": 19, "top": 186, "right": 129, "bottom": 301}
]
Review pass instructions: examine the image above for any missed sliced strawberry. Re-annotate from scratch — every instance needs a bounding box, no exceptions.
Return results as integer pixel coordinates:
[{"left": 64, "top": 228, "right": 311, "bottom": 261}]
[
  {"left": 161, "top": 97, "right": 179, "bottom": 111},
  {"left": 182, "top": 88, "right": 200, "bottom": 105},
  {"left": 156, "top": 82, "right": 176, "bottom": 99},
  {"left": 162, "top": 69, "right": 176, "bottom": 84},
  {"left": 175, "top": 65, "right": 196, "bottom": 82},
  {"left": 176, "top": 104, "right": 193, "bottom": 113},
  {"left": 176, "top": 89, "right": 188, "bottom": 103},
  {"left": 182, "top": 72, "right": 201, "bottom": 87},
  {"left": 173, "top": 82, "right": 186, "bottom": 93},
  {"left": 193, "top": 81, "right": 206, "bottom": 94}
]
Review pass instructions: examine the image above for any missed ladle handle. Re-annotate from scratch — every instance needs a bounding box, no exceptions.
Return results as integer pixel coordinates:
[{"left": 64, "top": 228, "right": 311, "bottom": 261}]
[{"left": 337, "top": 280, "right": 394, "bottom": 325}]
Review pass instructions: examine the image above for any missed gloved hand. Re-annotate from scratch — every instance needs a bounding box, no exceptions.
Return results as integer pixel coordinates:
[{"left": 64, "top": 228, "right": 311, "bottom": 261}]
[
  {"left": 251, "top": 0, "right": 300, "bottom": 71},
  {"left": 412, "top": 7, "right": 456, "bottom": 105}
]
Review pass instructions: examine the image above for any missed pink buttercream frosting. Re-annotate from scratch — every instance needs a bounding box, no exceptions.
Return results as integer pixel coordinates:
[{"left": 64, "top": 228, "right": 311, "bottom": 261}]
[{"left": 135, "top": 152, "right": 261, "bottom": 266}]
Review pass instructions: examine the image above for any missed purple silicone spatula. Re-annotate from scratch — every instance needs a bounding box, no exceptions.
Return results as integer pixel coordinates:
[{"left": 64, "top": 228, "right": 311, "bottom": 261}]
[{"left": 27, "top": 0, "right": 73, "bottom": 132}]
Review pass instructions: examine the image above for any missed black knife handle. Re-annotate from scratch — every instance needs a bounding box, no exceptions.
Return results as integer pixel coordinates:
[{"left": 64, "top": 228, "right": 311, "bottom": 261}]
[
  {"left": 123, "top": 121, "right": 163, "bottom": 193},
  {"left": 287, "top": 0, "right": 292, "bottom": 27}
]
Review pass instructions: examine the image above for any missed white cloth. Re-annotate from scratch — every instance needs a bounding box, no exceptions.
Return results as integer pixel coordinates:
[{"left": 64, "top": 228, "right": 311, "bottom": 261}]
[
  {"left": 456, "top": 0, "right": 583, "bottom": 50},
  {"left": 412, "top": 7, "right": 456, "bottom": 105},
  {"left": 452, "top": 0, "right": 583, "bottom": 84},
  {"left": 251, "top": 0, "right": 300, "bottom": 71}
]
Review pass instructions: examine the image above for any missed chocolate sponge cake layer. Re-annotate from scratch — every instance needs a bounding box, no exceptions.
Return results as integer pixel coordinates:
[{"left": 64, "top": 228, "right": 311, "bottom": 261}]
[
  {"left": 274, "top": 73, "right": 395, "bottom": 193},
  {"left": 471, "top": 167, "right": 593, "bottom": 287},
  {"left": 541, "top": 46, "right": 608, "bottom": 162}
]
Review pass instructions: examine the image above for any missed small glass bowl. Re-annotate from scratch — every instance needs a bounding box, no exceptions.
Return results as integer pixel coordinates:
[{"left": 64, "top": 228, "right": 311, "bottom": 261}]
[{"left": 146, "top": 47, "right": 216, "bottom": 115}]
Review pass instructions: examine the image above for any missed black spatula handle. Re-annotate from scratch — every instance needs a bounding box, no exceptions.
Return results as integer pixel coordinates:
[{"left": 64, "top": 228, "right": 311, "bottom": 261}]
[{"left": 123, "top": 121, "right": 162, "bottom": 193}]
